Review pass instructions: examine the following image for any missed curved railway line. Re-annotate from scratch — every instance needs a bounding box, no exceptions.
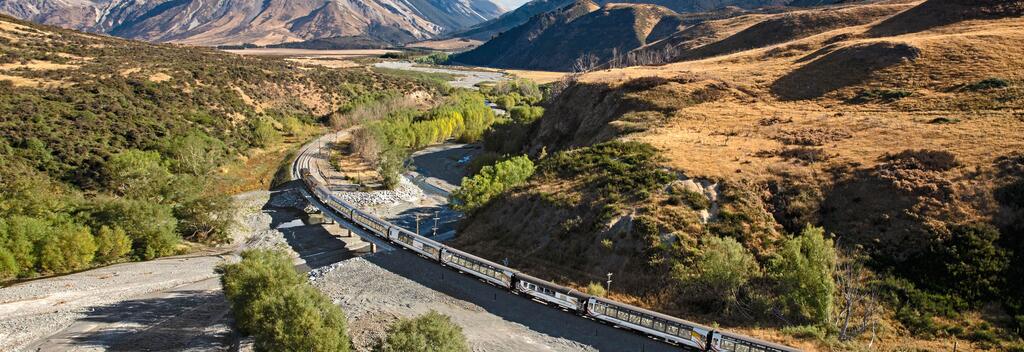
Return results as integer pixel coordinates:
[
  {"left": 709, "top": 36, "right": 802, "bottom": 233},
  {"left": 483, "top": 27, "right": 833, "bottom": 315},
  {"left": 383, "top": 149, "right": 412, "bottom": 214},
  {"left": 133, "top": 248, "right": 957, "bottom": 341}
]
[{"left": 291, "top": 132, "right": 800, "bottom": 352}]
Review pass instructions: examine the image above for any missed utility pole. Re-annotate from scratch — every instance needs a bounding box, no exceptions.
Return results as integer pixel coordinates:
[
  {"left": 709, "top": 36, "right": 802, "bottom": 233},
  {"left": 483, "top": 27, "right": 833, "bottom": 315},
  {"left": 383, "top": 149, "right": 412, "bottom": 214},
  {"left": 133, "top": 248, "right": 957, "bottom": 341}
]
[
  {"left": 415, "top": 213, "right": 421, "bottom": 236},
  {"left": 432, "top": 211, "right": 440, "bottom": 237},
  {"left": 606, "top": 273, "right": 613, "bottom": 292}
]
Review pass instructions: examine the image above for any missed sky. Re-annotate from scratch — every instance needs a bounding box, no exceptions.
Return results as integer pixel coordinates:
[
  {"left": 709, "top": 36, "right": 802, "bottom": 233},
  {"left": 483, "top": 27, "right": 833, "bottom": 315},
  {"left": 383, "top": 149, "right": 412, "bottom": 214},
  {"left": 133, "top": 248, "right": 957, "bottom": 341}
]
[{"left": 492, "top": 0, "right": 531, "bottom": 11}]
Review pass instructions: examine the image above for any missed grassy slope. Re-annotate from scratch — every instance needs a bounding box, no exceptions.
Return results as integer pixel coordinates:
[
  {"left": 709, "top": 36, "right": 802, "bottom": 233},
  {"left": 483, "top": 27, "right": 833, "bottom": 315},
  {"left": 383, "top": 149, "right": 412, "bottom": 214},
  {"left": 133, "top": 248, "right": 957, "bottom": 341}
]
[{"left": 455, "top": 1, "right": 1024, "bottom": 350}]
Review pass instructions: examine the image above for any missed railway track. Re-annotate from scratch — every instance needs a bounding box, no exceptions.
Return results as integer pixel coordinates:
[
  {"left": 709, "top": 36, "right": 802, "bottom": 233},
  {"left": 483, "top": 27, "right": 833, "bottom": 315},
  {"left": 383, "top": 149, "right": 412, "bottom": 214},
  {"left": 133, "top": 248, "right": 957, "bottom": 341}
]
[{"left": 290, "top": 131, "right": 801, "bottom": 352}]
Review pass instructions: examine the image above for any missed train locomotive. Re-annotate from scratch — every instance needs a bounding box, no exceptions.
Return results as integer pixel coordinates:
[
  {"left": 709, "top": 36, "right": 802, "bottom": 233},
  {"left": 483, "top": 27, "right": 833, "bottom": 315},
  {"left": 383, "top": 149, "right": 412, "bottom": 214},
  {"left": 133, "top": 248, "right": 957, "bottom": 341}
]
[{"left": 300, "top": 168, "right": 799, "bottom": 352}]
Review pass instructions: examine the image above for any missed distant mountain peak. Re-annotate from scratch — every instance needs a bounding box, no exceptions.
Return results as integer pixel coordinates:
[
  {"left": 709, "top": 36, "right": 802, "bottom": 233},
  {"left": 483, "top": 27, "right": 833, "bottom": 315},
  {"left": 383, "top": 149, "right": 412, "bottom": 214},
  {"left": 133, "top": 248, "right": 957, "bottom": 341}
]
[{"left": 0, "top": 0, "right": 505, "bottom": 45}]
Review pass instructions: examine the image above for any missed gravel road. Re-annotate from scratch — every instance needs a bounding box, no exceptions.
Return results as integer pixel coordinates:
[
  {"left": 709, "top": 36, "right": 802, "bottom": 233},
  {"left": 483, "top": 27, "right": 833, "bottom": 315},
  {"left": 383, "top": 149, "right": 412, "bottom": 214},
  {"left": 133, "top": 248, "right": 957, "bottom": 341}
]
[{"left": 0, "top": 188, "right": 328, "bottom": 352}]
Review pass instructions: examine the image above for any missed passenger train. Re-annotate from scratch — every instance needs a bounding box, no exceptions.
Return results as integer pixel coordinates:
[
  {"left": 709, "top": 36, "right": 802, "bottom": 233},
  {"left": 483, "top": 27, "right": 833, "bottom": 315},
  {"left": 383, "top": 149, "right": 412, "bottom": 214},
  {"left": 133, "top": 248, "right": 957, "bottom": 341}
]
[{"left": 301, "top": 168, "right": 799, "bottom": 352}]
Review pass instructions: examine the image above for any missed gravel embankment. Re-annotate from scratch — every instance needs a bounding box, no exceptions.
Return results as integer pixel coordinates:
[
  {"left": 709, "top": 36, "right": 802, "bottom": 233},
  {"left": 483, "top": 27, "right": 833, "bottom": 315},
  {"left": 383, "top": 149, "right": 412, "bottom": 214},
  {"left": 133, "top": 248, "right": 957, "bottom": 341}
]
[
  {"left": 311, "top": 251, "right": 678, "bottom": 352},
  {"left": 334, "top": 175, "right": 425, "bottom": 209}
]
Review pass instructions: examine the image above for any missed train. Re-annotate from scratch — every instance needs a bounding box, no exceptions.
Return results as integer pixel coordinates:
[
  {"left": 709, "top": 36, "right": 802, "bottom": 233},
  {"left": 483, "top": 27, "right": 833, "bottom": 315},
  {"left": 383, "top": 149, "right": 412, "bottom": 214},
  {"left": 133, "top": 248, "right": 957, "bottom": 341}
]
[{"left": 301, "top": 168, "right": 799, "bottom": 352}]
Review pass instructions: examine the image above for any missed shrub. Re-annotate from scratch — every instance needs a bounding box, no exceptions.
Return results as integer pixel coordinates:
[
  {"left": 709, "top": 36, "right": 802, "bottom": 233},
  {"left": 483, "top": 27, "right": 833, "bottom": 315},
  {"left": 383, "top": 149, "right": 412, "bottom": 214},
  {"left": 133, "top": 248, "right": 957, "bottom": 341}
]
[
  {"left": 104, "top": 149, "right": 173, "bottom": 201},
  {"left": 679, "top": 236, "right": 759, "bottom": 310},
  {"left": 221, "top": 249, "right": 350, "bottom": 352},
  {"left": 668, "top": 186, "right": 710, "bottom": 210},
  {"left": 37, "top": 222, "right": 96, "bottom": 273},
  {"left": 451, "top": 155, "right": 535, "bottom": 212},
  {"left": 381, "top": 310, "right": 468, "bottom": 352},
  {"left": 93, "top": 226, "right": 131, "bottom": 264},
  {"left": 873, "top": 276, "right": 964, "bottom": 337},
  {"left": 966, "top": 78, "right": 1010, "bottom": 91},
  {"left": 587, "top": 282, "right": 607, "bottom": 297},
  {"left": 539, "top": 141, "right": 673, "bottom": 202},
  {"left": 509, "top": 105, "right": 544, "bottom": 124},
  {"left": 907, "top": 223, "right": 1010, "bottom": 302},
  {"left": 782, "top": 325, "right": 826, "bottom": 340},
  {"left": 175, "top": 194, "right": 236, "bottom": 244},
  {"left": 86, "top": 197, "right": 179, "bottom": 261},
  {"left": 849, "top": 88, "right": 912, "bottom": 103},
  {"left": 251, "top": 285, "right": 350, "bottom": 352},
  {"left": 770, "top": 224, "right": 836, "bottom": 326},
  {"left": 249, "top": 118, "right": 280, "bottom": 148}
]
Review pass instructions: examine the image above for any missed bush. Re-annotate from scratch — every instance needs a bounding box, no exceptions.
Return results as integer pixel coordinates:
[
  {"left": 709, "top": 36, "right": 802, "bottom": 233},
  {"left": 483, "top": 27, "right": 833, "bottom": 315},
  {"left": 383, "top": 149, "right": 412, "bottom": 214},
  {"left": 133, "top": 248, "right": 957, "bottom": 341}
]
[
  {"left": 93, "top": 226, "right": 132, "bottom": 264},
  {"left": 906, "top": 223, "right": 1010, "bottom": 302},
  {"left": 667, "top": 186, "right": 710, "bottom": 210},
  {"left": 508, "top": 105, "right": 544, "bottom": 124},
  {"left": 782, "top": 325, "right": 826, "bottom": 340},
  {"left": 251, "top": 285, "right": 350, "bottom": 352},
  {"left": 679, "top": 236, "right": 758, "bottom": 310},
  {"left": 873, "top": 276, "right": 964, "bottom": 337},
  {"left": 86, "top": 197, "right": 179, "bottom": 260},
  {"left": 381, "top": 310, "right": 468, "bottom": 352},
  {"left": 966, "top": 78, "right": 1010, "bottom": 91},
  {"left": 770, "top": 224, "right": 836, "bottom": 326},
  {"left": 849, "top": 88, "right": 912, "bottom": 103},
  {"left": 104, "top": 149, "right": 173, "bottom": 201},
  {"left": 175, "top": 194, "right": 236, "bottom": 244},
  {"left": 249, "top": 118, "right": 280, "bottom": 148},
  {"left": 539, "top": 141, "right": 673, "bottom": 201},
  {"left": 587, "top": 282, "right": 607, "bottom": 297},
  {"left": 220, "top": 250, "right": 305, "bottom": 334},
  {"left": 451, "top": 155, "right": 535, "bottom": 212}
]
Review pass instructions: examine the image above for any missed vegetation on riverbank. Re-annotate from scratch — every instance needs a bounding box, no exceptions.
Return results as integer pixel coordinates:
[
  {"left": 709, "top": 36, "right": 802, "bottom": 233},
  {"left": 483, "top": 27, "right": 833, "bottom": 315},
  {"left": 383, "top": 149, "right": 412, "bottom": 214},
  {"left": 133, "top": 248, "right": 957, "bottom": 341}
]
[
  {"left": 0, "top": 15, "right": 432, "bottom": 281},
  {"left": 220, "top": 249, "right": 350, "bottom": 351}
]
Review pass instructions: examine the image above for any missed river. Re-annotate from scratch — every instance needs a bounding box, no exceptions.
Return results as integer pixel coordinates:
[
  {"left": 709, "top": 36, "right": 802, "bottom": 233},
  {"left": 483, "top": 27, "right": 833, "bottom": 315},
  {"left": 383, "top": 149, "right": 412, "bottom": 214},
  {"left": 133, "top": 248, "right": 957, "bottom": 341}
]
[{"left": 373, "top": 61, "right": 507, "bottom": 89}]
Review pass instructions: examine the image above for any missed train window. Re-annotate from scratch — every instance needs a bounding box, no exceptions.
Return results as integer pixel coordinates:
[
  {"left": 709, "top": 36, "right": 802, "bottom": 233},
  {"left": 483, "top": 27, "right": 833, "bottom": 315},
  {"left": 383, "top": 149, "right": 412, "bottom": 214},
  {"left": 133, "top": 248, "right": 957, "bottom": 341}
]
[
  {"left": 736, "top": 345, "right": 750, "bottom": 352},
  {"left": 667, "top": 325, "right": 678, "bottom": 335},
  {"left": 722, "top": 341, "right": 735, "bottom": 351},
  {"left": 653, "top": 321, "right": 665, "bottom": 332},
  {"left": 594, "top": 304, "right": 606, "bottom": 315}
]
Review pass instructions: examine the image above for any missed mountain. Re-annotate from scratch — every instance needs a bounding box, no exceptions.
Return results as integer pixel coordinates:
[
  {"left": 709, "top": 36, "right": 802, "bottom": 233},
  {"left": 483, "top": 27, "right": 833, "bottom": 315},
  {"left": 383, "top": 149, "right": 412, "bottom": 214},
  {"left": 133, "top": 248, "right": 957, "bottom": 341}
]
[
  {"left": 453, "top": 1, "right": 692, "bottom": 70},
  {"left": 451, "top": 0, "right": 903, "bottom": 70},
  {"left": 448, "top": 0, "right": 845, "bottom": 41},
  {"left": 0, "top": 0, "right": 505, "bottom": 45}
]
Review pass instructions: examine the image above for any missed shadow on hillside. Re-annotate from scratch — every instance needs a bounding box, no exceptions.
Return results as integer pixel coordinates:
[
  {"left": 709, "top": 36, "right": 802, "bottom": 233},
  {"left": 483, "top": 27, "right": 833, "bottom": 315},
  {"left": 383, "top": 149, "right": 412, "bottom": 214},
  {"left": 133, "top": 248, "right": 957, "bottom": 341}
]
[
  {"left": 770, "top": 41, "right": 920, "bottom": 100},
  {"left": 363, "top": 250, "right": 679, "bottom": 352},
  {"left": 69, "top": 290, "right": 232, "bottom": 351},
  {"left": 867, "top": 0, "right": 1024, "bottom": 37}
]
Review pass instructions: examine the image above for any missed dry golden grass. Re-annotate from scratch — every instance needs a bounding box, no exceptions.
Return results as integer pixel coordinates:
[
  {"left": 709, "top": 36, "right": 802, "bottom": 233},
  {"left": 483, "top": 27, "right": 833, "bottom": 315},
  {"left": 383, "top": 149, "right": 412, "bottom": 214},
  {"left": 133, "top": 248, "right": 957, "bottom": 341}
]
[
  {"left": 503, "top": 69, "right": 568, "bottom": 84},
  {"left": 405, "top": 38, "right": 483, "bottom": 51},
  {"left": 580, "top": 6, "right": 1024, "bottom": 184}
]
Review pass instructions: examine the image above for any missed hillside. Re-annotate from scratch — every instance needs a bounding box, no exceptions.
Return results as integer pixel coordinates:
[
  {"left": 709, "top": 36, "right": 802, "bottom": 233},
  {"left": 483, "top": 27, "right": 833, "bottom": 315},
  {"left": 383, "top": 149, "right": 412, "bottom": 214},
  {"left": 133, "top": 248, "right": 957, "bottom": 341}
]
[
  {"left": 454, "top": 1, "right": 913, "bottom": 70},
  {"left": 0, "top": 14, "right": 434, "bottom": 280},
  {"left": 453, "top": 1, "right": 694, "bottom": 70},
  {"left": 454, "top": 0, "right": 1024, "bottom": 350},
  {"left": 0, "top": 0, "right": 505, "bottom": 46},
  {"left": 449, "top": 0, "right": 844, "bottom": 41}
]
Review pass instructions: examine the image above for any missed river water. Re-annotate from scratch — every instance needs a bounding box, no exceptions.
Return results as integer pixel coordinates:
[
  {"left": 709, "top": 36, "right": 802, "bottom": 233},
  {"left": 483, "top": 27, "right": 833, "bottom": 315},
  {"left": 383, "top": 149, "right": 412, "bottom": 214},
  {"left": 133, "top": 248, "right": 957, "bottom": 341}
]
[{"left": 373, "top": 61, "right": 507, "bottom": 89}]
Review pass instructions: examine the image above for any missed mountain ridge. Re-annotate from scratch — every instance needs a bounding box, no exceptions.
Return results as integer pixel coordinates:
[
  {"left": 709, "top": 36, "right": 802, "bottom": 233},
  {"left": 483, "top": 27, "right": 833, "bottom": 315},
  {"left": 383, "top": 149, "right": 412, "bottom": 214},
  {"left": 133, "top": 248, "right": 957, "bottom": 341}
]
[{"left": 0, "top": 0, "right": 505, "bottom": 45}]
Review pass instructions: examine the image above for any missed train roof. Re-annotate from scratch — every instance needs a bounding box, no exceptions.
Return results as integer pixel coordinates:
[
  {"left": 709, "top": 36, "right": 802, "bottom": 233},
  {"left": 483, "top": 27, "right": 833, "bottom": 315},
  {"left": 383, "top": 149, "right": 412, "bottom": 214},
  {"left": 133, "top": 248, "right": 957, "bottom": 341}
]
[
  {"left": 514, "top": 272, "right": 589, "bottom": 298},
  {"left": 591, "top": 296, "right": 713, "bottom": 332},
  {"left": 716, "top": 329, "right": 801, "bottom": 352},
  {"left": 397, "top": 227, "right": 443, "bottom": 247},
  {"left": 442, "top": 246, "right": 516, "bottom": 273}
]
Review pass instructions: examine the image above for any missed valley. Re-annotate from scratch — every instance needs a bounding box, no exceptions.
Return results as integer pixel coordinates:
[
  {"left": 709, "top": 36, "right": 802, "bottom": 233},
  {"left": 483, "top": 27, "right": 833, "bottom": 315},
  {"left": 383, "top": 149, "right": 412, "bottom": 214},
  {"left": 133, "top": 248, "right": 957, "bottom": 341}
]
[{"left": 1, "top": 0, "right": 1023, "bottom": 351}]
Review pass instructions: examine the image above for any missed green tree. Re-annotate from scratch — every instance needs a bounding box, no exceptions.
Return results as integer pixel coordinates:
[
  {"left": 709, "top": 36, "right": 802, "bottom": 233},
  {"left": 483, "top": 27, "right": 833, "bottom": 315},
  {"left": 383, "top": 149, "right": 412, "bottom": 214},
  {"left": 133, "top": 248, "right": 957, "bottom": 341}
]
[
  {"left": 94, "top": 225, "right": 132, "bottom": 264},
  {"left": 220, "top": 249, "right": 305, "bottom": 334},
  {"left": 249, "top": 118, "right": 280, "bottom": 148},
  {"left": 162, "top": 131, "right": 226, "bottom": 176},
  {"left": 770, "top": 224, "right": 837, "bottom": 326},
  {"left": 251, "top": 285, "right": 350, "bottom": 352},
  {"left": 451, "top": 156, "right": 535, "bottom": 212},
  {"left": 0, "top": 215, "right": 48, "bottom": 277},
  {"left": 927, "top": 223, "right": 1009, "bottom": 301},
  {"left": 86, "top": 197, "right": 179, "bottom": 260},
  {"left": 509, "top": 106, "right": 544, "bottom": 124},
  {"left": 38, "top": 221, "right": 96, "bottom": 273},
  {"left": 105, "top": 149, "right": 173, "bottom": 201},
  {"left": 176, "top": 194, "right": 236, "bottom": 244},
  {"left": 381, "top": 310, "right": 468, "bottom": 352},
  {"left": 680, "top": 236, "right": 759, "bottom": 311}
]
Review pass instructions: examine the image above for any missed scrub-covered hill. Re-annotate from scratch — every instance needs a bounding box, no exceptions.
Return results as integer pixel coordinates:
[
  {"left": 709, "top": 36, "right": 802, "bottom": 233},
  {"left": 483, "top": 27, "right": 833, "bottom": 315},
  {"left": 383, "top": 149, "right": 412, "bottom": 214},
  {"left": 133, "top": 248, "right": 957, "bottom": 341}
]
[{"left": 453, "top": 1, "right": 1024, "bottom": 350}]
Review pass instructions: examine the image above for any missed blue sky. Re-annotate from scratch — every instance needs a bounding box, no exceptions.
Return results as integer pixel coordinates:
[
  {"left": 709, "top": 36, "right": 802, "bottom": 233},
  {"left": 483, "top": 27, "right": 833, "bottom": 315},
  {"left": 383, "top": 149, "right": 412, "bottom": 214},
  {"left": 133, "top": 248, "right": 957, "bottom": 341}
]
[{"left": 493, "top": 0, "right": 531, "bottom": 11}]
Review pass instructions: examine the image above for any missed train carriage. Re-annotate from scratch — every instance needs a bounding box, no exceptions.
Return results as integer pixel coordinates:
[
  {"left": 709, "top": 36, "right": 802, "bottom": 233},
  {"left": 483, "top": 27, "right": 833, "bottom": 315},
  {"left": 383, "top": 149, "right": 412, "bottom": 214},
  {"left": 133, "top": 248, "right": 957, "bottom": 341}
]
[
  {"left": 352, "top": 210, "right": 389, "bottom": 237},
  {"left": 587, "top": 297, "right": 711, "bottom": 350},
  {"left": 513, "top": 273, "right": 587, "bottom": 312},
  {"left": 389, "top": 227, "right": 442, "bottom": 261},
  {"left": 709, "top": 330, "right": 801, "bottom": 352},
  {"left": 440, "top": 247, "right": 514, "bottom": 288}
]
